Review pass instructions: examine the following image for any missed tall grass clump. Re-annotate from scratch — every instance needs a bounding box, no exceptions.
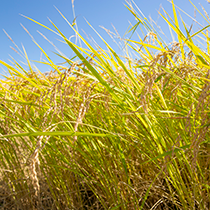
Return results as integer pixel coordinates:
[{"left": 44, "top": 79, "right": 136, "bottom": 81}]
[{"left": 0, "top": 0, "right": 209, "bottom": 209}]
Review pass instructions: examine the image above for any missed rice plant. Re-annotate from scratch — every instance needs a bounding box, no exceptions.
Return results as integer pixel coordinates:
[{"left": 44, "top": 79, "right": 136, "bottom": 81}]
[{"left": 0, "top": 0, "right": 209, "bottom": 209}]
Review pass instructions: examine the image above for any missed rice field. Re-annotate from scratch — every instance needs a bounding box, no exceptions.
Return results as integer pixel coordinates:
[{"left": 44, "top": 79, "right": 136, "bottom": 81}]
[{"left": 0, "top": 0, "right": 209, "bottom": 209}]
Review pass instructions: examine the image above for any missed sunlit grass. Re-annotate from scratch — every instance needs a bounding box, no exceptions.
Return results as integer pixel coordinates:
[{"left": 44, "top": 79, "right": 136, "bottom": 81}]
[{"left": 0, "top": 0, "right": 209, "bottom": 209}]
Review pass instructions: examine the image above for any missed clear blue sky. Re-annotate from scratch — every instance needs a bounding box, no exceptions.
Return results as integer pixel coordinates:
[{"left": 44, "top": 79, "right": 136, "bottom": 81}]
[{"left": 0, "top": 0, "right": 209, "bottom": 77}]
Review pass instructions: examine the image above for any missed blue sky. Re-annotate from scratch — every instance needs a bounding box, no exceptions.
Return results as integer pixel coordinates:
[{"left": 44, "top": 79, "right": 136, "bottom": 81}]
[{"left": 0, "top": 0, "right": 209, "bottom": 77}]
